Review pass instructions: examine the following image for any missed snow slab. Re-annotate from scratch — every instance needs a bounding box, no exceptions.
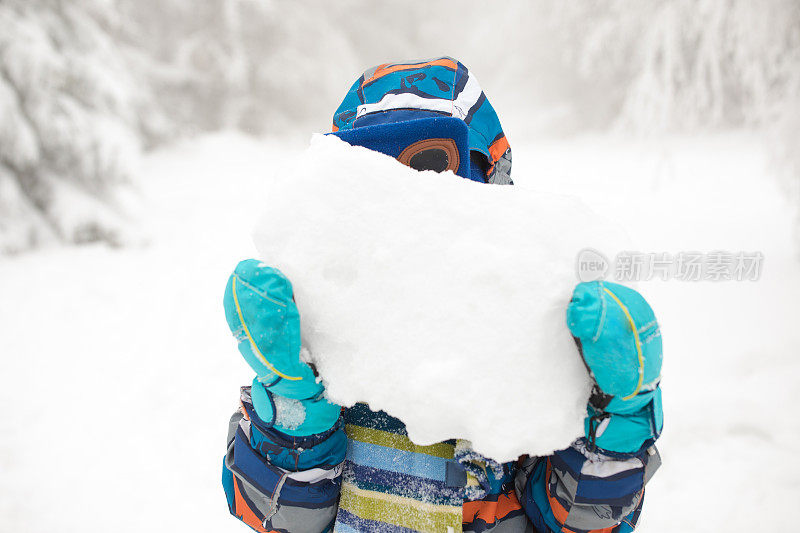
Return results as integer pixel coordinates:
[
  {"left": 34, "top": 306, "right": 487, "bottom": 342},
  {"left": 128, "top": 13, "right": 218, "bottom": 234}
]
[{"left": 254, "top": 135, "right": 632, "bottom": 460}]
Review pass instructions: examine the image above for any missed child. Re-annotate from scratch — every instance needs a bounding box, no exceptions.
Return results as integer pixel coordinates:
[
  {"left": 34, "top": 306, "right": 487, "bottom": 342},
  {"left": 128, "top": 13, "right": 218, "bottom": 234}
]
[{"left": 221, "top": 58, "right": 663, "bottom": 533}]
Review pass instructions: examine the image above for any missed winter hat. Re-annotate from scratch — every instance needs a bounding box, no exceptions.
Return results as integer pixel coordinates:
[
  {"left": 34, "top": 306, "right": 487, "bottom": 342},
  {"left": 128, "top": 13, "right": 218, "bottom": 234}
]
[
  {"left": 329, "top": 57, "right": 512, "bottom": 185},
  {"left": 567, "top": 281, "right": 662, "bottom": 414}
]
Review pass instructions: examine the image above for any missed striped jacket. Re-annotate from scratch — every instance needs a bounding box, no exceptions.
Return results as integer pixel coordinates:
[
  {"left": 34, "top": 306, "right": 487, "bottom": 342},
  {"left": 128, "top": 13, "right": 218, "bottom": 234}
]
[{"left": 222, "top": 387, "right": 660, "bottom": 533}]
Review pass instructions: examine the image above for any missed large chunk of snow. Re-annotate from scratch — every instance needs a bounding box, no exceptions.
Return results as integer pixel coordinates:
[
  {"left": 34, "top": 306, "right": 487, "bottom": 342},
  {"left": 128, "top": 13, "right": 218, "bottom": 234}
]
[{"left": 254, "top": 135, "right": 631, "bottom": 460}]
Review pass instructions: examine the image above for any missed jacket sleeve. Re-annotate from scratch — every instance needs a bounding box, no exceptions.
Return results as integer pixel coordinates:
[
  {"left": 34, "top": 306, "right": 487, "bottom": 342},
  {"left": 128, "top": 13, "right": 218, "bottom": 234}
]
[
  {"left": 517, "top": 442, "right": 661, "bottom": 533},
  {"left": 222, "top": 387, "right": 347, "bottom": 533}
]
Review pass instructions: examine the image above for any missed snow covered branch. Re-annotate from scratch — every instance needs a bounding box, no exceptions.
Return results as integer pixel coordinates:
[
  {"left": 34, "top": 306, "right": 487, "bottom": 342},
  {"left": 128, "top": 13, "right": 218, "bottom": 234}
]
[{"left": 0, "top": 0, "right": 153, "bottom": 253}]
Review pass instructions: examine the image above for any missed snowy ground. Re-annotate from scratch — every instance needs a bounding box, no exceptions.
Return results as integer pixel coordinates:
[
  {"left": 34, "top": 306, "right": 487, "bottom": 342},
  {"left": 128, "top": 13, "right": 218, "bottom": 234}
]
[{"left": 1, "top": 132, "right": 798, "bottom": 532}]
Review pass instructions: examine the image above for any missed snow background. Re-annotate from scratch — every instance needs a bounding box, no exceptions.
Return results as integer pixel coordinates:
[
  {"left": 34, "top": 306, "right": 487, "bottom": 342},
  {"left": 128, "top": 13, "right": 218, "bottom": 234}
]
[{"left": 1, "top": 0, "right": 799, "bottom": 531}]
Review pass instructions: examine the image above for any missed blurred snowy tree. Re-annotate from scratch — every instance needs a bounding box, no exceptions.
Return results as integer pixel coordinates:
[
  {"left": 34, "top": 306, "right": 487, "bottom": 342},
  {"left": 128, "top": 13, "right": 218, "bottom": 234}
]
[
  {"left": 0, "top": 0, "right": 368, "bottom": 253},
  {"left": 2, "top": 0, "right": 798, "bottom": 254},
  {"left": 548, "top": 0, "right": 800, "bottom": 235},
  {"left": 553, "top": 0, "right": 800, "bottom": 132},
  {"left": 117, "top": 0, "right": 361, "bottom": 135},
  {"left": 0, "top": 0, "right": 160, "bottom": 253}
]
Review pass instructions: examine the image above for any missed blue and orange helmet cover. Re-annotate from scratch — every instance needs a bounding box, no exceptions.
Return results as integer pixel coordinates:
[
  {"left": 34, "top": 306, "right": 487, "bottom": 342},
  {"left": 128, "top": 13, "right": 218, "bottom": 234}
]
[{"left": 329, "top": 57, "right": 512, "bottom": 185}]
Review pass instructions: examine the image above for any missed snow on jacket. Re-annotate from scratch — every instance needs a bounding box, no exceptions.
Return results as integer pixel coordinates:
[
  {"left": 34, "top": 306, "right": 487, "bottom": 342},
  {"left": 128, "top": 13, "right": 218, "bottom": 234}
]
[{"left": 222, "top": 387, "right": 660, "bottom": 533}]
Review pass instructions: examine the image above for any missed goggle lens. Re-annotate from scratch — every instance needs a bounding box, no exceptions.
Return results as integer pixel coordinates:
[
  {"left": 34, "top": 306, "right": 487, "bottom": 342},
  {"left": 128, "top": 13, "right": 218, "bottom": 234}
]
[{"left": 397, "top": 138, "right": 460, "bottom": 174}]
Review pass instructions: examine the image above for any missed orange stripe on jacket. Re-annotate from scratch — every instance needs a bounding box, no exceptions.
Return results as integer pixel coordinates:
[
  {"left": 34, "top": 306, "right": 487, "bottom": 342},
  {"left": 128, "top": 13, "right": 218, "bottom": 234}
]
[
  {"left": 463, "top": 490, "right": 523, "bottom": 526},
  {"left": 545, "top": 460, "right": 570, "bottom": 527},
  {"left": 233, "top": 477, "right": 274, "bottom": 533},
  {"left": 364, "top": 58, "right": 458, "bottom": 86},
  {"left": 488, "top": 135, "right": 510, "bottom": 164}
]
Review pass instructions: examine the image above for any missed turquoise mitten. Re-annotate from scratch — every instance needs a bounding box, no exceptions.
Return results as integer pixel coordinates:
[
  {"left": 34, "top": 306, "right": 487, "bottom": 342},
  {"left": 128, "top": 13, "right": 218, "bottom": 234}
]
[
  {"left": 223, "top": 259, "right": 340, "bottom": 436},
  {"left": 567, "top": 281, "right": 663, "bottom": 454}
]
